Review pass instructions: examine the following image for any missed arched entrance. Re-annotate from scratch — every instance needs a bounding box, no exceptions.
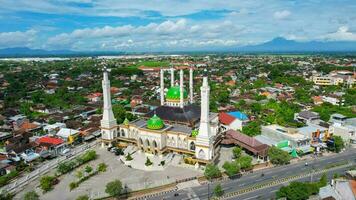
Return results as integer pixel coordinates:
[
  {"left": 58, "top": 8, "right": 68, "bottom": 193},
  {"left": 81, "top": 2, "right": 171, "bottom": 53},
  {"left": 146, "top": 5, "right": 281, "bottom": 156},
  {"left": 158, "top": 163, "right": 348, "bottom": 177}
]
[
  {"left": 198, "top": 149, "right": 206, "bottom": 159},
  {"left": 144, "top": 139, "right": 150, "bottom": 152},
  {"left": 190, "top": 142, "right": 196, "bottom": 151},
  {"left": 139, "top": 138, "right": 144, "bottom": 150},
  {"left": 152, "top": 140, "right": 158, "bottom": 155}
]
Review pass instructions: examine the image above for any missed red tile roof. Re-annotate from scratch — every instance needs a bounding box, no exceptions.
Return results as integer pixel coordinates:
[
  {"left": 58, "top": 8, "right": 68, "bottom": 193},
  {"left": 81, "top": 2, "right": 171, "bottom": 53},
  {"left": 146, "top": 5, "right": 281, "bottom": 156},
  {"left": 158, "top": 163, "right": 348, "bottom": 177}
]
[
  {"left": 221, "top": 130, "right": 269, "bottom": 156},
  {"left": 219, "top": 112, "right": 235, "bottom": 125},
  {"left": 20, "top": 121, "right": 39, "bottom": 130},
  {"left": 350, "top": 180, "right": 356, "bottom": 196},
  {"left": 37, "top": 136, "right": 64, "bottom": 146}
]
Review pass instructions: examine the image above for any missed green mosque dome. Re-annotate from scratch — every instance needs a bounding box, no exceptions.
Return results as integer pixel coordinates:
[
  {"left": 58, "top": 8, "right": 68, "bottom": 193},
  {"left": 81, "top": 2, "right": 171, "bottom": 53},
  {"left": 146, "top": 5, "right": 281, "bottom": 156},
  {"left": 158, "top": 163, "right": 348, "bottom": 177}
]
[
  {"left": 147, "top": 114, "right": 164, "bottom": 130},
  {"left": 191, "top": 129, "right": 199, "bottom": 137},
  {"left": 123, "top": 118, "right": 129, "bottom": 125},
  {"left": 166, "top": 86, "right": 188, "bottom": 100}
]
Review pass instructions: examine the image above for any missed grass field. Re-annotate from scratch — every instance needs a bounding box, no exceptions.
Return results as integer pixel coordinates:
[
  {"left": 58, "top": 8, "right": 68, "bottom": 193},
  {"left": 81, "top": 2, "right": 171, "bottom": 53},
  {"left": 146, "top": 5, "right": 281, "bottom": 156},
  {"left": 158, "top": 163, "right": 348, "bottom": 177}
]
[{"left": 129, "top": 61, "right": 170, "bottom": 68}]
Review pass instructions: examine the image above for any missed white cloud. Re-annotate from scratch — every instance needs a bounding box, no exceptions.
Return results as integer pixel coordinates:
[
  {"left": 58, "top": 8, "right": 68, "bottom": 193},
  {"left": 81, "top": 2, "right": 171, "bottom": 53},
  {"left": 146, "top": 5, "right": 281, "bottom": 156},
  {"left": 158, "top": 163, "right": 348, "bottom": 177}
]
[
  {"left": 273, "top": 10, "right": 291, "bottom": 20},
  {"left": 322, "top": 26, "right": 356, "bottom": 41},
  {"left": 46, "top": 19, "right": 247, "bottom": 51},
  {"left": 0, "top": 30, "right": 37, "bottom": 48}
]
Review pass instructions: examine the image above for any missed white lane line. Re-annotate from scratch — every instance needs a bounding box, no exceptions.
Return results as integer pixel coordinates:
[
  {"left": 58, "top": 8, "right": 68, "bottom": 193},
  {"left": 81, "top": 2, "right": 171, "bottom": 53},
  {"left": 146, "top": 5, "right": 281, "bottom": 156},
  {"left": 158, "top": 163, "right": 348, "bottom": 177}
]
[{"left": 270, "top": 189, "right": 278, "bottom": 193}]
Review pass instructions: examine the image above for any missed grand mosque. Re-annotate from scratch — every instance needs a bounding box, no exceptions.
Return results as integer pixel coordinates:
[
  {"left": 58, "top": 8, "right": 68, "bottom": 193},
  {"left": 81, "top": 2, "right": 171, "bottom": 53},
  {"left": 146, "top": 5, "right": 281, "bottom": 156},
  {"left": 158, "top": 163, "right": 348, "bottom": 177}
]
[{"left": 100, "top": 66, "right": 221, "bottom": 164}]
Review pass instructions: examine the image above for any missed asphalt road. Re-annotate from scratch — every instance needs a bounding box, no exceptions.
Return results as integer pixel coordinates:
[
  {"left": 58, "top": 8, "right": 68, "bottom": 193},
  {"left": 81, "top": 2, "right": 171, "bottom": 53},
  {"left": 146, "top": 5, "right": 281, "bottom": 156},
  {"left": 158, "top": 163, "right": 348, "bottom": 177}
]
[{"left": 153, "top": 149, "right": 356, "bottom": 200}]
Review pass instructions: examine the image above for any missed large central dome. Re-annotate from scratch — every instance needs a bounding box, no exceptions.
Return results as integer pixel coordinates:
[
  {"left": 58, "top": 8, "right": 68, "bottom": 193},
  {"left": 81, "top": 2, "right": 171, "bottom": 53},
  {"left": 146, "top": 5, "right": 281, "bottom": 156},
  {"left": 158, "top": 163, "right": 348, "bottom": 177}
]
[{"left": 166, "top": 86, "right": 188, "bottom": 100}]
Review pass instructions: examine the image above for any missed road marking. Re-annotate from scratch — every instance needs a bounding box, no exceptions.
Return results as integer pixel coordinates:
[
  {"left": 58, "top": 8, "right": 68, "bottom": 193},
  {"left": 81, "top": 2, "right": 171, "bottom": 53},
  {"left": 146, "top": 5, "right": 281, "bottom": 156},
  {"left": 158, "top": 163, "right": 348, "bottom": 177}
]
[
  {"left": 270, "top": 189, "right": 278, "bottom": 193},
  {"left": 223, "top": 162, "right": 353, "bottom": 200}
]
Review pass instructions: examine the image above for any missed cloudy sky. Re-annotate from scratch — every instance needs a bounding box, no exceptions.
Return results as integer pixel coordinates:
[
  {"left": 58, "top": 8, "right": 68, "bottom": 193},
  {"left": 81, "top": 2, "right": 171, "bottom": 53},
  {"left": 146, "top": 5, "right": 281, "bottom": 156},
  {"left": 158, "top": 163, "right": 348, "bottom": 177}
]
[{"left": 0, "top": 0, "right": 356, "bottom": 51}]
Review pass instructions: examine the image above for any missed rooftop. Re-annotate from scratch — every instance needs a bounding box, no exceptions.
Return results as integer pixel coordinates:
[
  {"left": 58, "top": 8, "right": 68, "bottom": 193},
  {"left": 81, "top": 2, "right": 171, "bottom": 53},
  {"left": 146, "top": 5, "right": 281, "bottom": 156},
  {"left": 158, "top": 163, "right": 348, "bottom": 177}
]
[{"left": 228, "top": 111, "right": 249, "bottom": 120}]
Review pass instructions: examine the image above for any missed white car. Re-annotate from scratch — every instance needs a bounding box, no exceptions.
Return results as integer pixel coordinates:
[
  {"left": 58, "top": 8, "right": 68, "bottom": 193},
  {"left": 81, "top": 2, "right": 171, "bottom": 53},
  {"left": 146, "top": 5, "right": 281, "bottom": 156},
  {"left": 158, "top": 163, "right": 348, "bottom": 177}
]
[{"left": 61, "top": 148, "right": 71, "bottom": 155}]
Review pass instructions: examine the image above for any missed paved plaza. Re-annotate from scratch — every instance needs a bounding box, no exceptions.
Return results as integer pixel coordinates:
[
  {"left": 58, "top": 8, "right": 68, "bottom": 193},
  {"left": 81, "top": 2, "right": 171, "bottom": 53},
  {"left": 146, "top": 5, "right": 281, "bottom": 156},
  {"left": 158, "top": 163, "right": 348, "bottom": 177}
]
[{"left": 14, "top": 146, "right": 202, "bottom": 200}]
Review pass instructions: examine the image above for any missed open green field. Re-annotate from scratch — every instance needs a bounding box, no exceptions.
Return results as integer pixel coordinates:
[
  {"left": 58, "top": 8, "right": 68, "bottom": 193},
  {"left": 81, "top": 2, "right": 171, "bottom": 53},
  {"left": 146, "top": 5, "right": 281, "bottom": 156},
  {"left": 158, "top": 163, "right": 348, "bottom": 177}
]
[{"left": 129, "top": 61, "right": 170, "bottom": 68}]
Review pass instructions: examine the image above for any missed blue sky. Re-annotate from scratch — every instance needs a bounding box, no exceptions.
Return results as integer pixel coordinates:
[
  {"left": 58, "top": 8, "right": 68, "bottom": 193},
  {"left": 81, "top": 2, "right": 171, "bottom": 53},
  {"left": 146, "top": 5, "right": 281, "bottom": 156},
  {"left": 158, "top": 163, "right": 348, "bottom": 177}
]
[{"left": 0, "top": 0, "right": 355, "bottom": 51}]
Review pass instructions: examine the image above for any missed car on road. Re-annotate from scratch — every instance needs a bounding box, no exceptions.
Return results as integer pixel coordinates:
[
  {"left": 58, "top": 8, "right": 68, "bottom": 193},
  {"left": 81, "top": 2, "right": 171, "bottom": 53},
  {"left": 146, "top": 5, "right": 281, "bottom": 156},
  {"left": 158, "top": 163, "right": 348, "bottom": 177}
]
[
  {"left": 305, "top": 162, "right": 308, "bottom": 166},
  {"left": 60, "top": 148, "right": 71, "bottom": 156}
]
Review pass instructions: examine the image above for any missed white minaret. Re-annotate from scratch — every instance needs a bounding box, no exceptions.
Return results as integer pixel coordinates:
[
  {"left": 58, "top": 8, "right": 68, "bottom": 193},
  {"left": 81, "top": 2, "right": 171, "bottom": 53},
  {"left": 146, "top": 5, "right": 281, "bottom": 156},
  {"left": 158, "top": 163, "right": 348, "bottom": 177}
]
[
  {"left": 189, "top": 67, "right": 194, "bottom": 103},
  {"left": 196, "top": 69, "right": 213, "bottom": 160},
  {"left": 180, "top": 69, "right": 184, "bottom": 108},
  {"left": 170, "top": 67, "right": 175, "bottom": 87},
  {"left": 101, "top": 66, "right": 117, "bottom": 147},
  {"left": 160, "top": 68, "right": 165, "bottom": 105}
]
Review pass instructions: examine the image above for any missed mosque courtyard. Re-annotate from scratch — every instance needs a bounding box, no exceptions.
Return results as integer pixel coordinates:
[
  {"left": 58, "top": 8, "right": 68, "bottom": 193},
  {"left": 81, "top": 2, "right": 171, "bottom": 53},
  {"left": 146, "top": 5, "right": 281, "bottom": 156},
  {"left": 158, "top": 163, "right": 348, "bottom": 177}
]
[{"left": 14, "top": 145, "right": 202, "bottom": 200}]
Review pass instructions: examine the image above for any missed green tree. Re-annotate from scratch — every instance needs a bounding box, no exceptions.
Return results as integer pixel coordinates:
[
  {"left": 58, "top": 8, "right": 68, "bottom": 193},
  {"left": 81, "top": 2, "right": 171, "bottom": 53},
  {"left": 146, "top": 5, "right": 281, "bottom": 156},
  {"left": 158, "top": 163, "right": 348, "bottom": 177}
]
[
  {"left": 23, "top": 190, "right": 39, "bottom": 200},
  {"left": 318, "top": 173, "right": 328, "bottom": 188},
  {"left": 268, "top": 146, "right": 291, "bottom": 165},
  {"left": 295, "top": 88, "right": 312, "bottom": 104},
  {"left": 20, "top": 102, "right": 33, "bottom": 118},
  {"left": 40, "top": 176, "right": 56, "bottom": 192},
  {"left": 97, "top": 163, "right": 108, "bottom": 172},
  {"left": 232, "top": 147, "right": 242, "bottom": 159},
  {"left": 204, "top": 164, "right": 222, "bottom": 180},
  {"left": 332, "top": 135, "right": 345, "bottom": 153},
  {"left": 69, "top": 182, "right": 79, "bottom": 191},
  {"left": 237, "top": 156, "right": 253, "bottom": 170},
  {"left": 276, "top": 181, "right": 319, "bottom": 200},
  {"left": 214, "top": 184, "right": 224, "bottom": 197},
  {"left": 76, "top": 195, "right": 89, "bottom": 200},
  {"left": 222, "top": 161, "right": 240, "bottom": 177},
  {"left": 76, "top": 170, "right": 83, "bottom": 179},
  {"left": 251, "top": 103, "right": 262, "bottom": 114},
  {"left": 242, "top": 121, "right": 261, "bottom": 136},
  {"left": 145, "top": 157, "right": 153, "bottom": 166},
  {"left": 105, "top": 180, "right": 123, "bottom": 198},
  {"left": 84, "top": 165, "right": 93, "bottom": 174}
]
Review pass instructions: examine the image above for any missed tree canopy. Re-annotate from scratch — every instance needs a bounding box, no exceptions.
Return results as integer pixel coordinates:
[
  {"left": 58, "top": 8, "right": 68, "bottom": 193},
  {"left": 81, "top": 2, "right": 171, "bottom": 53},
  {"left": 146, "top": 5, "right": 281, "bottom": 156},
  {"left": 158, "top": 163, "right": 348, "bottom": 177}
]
[
  {"left": 204, "top": 164, "right": 222, "bottom": 180},
  {"left": 105, "top": 180, "right": 123, "bottom": 197},
  {"left": 268, "top": 146, "right": 291, "bottom": 165}
]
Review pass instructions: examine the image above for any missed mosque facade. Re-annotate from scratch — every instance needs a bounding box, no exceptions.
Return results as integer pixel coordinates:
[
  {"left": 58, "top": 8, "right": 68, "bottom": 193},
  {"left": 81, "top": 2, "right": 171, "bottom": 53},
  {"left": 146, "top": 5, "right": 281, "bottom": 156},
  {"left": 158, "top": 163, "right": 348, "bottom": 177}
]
[{"left": 101, "top": 66, "right": 221, "bottom": 163}]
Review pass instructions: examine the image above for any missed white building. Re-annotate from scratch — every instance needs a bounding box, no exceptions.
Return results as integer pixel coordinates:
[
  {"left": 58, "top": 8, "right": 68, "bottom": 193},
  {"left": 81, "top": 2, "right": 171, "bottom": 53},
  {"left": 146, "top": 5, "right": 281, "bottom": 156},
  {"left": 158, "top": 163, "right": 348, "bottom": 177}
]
[{"left": 329, "top": 114, "right": 356, "bottom": 144}]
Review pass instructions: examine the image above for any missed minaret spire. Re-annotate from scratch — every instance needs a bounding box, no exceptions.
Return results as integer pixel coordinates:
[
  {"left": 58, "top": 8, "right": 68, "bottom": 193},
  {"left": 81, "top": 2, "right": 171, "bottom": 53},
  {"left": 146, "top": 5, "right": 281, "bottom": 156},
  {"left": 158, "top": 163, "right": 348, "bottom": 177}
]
[
  {"left": 189, "top": 66, "right": 194, "bottom": 103},
  {"left": 196, "top": 68, "right": 213, "bottom": 160},
  {"left": 160, "top": 68, "right": 165, "bottom": 105},
  {"left": 100, "top": 63, "right": 117, "bottom": 147},
  {"left": 179, "top": 69, "right": 184, "bottom": 108},
  {"left": 170, "top": 67, "right": 175, "bottom": 87}
]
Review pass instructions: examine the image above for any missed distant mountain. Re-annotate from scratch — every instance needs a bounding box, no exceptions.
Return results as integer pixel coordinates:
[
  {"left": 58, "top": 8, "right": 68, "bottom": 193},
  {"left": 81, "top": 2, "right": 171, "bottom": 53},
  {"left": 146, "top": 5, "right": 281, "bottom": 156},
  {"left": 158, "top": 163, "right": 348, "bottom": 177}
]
[
  {"left": 237, "top": 37, "right": 356, "bottom": 52},
  {"left": 0, "top": 47, "right": 76, "bottom": 56}
]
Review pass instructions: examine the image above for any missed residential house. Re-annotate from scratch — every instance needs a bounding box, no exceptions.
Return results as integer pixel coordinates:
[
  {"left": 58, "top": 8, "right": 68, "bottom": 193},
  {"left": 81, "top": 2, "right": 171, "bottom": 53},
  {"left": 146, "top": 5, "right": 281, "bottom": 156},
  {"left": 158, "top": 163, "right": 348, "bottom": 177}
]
[
  {"left": 219, "top": 111, "right": 249, "bottom": 131},
  {"left": 56, "top": 128, "right": 80, "bottom": 144},
  {"left": 43, "top": 122, "right": 66, "bottom": 135},
  {"left": 294, "top": 110, "right": 320, "bottom": 124},
  {"left": 86, "top": 92, "right": 102, "bottom": 102},
  {"left": 36, "top": 136, "right": 66, "bottom": 158}
]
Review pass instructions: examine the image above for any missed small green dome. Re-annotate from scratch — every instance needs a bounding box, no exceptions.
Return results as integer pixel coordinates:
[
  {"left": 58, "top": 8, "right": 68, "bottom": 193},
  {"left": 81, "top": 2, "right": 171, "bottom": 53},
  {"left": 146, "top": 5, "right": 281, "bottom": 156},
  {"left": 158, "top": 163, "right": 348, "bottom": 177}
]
[
  {"left": 147, "top": 114, "right": 164, "bottom": 130},
  {"left": 191, "top": 130, "right": 199, "bottom": 137},
  {"left": 166, "top": 86, "right": 188, "bottom": 100},
  {"left": 123, "top": 118, "right": 129, "bottom": 125}
]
